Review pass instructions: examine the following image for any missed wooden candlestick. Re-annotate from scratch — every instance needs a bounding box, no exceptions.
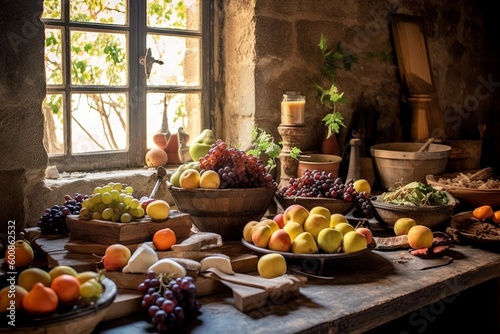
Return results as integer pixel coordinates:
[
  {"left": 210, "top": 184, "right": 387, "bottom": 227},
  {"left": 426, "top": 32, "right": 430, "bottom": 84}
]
[{"left": 277, "top": 125, "right": 306, "bottom": 188}]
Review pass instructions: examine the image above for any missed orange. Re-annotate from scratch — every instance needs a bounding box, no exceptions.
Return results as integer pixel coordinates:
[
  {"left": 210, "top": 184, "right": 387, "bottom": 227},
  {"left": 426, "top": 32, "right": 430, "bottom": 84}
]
[
  {"left": 23, "top": 282, "right": 58, "bottom": 316},
  {"left": 473, "top": 205, "right": 494, "bottom": 220},
  {"left": 152, "top": 228, "right": 177, "bottom": 251},
  {"left": 50, "top": 274, "right": 80, "bottom": 305},
  {"left": 492, "top": 210, "right": 500, "bottom": 224}
]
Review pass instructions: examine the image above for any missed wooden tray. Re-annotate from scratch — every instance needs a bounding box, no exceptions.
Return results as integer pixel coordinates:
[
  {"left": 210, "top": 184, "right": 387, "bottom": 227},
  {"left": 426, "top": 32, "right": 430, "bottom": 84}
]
[
  {"left": 65, "top": 210, "right": 192, "bottom": 245},
  {"left": 447, "top": 211, "right": 500, "bottom": 246}
]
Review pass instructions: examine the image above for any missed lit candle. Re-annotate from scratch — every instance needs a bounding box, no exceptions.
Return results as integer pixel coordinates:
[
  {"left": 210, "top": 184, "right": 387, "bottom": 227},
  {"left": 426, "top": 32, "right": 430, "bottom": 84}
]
[{"left": 281, "top": 92, "right": 305, "bottom": 125}]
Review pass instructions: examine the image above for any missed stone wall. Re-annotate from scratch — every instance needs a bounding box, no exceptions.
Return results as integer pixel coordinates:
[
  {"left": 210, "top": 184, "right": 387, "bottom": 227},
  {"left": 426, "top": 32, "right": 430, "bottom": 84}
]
[{"left": 0, "top": 0, "right": 499, "bottom": 243}]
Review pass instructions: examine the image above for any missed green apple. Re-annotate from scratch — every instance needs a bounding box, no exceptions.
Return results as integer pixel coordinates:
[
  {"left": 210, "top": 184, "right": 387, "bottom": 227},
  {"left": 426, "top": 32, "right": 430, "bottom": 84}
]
[
  {"left": 317, "top": 228, "right": 343, "bottom": 253},
  {"left": 189, "top": 129, "right": 216, "bottom": 161},
  {"left": 169, "top": 161, "right": 201, "bottom": 187}
]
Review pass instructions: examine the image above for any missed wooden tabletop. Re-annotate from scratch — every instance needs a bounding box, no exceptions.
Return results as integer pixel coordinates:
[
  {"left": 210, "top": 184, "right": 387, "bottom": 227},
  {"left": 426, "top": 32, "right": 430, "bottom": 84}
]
[{"left": 95, "top": 244, "right": 500, "bottom": 333}]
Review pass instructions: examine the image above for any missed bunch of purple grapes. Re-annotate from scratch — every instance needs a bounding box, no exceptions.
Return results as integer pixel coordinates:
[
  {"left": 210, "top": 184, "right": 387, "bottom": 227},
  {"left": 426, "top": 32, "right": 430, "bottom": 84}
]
[
  {"left": 138, "top": 271, "right": 201, "bottom": 333},
  {"left": 37, "top": 193, "right": 88, "bottom": 234},
  {"left": 199, "top": 139, "right": 276, "bottom": 189},
  {"left": 277, "top": 170, "right": 374, "bottom": 218}
]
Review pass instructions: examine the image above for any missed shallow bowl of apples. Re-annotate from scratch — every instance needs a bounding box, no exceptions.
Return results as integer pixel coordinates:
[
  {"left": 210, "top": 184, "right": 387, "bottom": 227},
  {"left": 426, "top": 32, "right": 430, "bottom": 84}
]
[{"left": 168, "top": 184, "right": 277, "bottom": 241}]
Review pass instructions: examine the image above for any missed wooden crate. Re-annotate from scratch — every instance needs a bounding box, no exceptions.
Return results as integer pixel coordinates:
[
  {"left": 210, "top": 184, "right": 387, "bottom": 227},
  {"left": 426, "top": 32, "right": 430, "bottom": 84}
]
[{"left": 66, "top": 210, "right": 192, "bottom": 245}]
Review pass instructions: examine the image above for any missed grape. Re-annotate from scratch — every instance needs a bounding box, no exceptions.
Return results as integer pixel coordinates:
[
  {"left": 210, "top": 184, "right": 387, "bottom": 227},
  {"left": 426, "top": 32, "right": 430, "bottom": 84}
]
[
  {"left": 138, "top": 282, "right": 149, "bottom": 294},
  {"left": 37, "top": 192, "right": 88, "bottom": 234},
  {"left": 149, "top": 305, "right": 160, "bottom": 317}
]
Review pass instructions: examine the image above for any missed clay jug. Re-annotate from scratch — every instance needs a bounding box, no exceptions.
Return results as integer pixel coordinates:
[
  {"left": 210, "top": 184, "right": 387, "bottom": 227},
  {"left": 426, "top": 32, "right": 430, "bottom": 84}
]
[{"left": 321, "top": 129, "right": 341, "bottom": 156}]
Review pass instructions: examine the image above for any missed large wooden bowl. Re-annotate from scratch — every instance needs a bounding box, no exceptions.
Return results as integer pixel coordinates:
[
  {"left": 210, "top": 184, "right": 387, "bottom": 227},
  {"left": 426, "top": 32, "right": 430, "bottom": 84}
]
[
  {"left": 167, "top": 185, "right": 277, "bottom": 240},
  {"left": 426, "top": 173, "right": 500, "bottom": 208},
  {"left": 274, "top": 195, "right": 356, "bottom": 215},
  {"left": 371, "top": 192, "right": 457, "bottom": 230}
]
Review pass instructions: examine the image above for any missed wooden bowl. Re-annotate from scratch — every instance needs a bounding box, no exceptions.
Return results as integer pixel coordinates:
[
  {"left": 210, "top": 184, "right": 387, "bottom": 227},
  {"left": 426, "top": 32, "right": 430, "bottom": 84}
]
[
  {"left": 371, "top": 192, "right": 457, "bottom": 230},
  {"left": 0, "top": 277, "right": 116, "bottom": 334},
  {"left": 426, "top": 173, "right": 500, "bottom": 208},
  {"left": 167, "top": 185, "right": 277, "bottom": 240},
  {"left": 274, "top": 195, "right": 355, "bottom": 215}
]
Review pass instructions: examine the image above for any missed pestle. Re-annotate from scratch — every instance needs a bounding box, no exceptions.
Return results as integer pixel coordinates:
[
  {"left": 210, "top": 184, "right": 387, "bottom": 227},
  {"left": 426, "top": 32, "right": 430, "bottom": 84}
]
[{"left": 346, "top": 137, "right": 362, "bottom": 181}]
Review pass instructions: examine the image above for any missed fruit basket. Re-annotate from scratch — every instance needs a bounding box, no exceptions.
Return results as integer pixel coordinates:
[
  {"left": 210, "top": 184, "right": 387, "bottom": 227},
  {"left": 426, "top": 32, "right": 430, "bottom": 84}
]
[
  {"left": 371, "top": 192, "right": 457, "bottom": 230},
  {"left": 425, "top": 168, "right": 500, "bottom": 208},
  {"left": 0, "top": 277, "right": 116, "bottom": 334},
  {"left": 167, "top": 185, "right": 277, "bottom": 240},
  {"left": 274, "top": 195, "right": 355, "bottom": 215}
]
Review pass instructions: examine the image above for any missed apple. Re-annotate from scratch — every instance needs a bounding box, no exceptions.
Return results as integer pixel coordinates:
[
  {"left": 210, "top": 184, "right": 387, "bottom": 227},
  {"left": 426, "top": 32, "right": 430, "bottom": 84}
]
[
  {"left": 243, "top": 220, "right": 260, "bottom": 242},
  {"left": 101, "top": 244, "right": 132, "bottom": 271},
  {"left": 291, "top": 232, "right": 318, "bottom": 254},
  {"left": 317, "top": 228, "right": 343, "bottom": 253},
  {"left": 188, "top": 129, "right": 216, "bottom": 161},
  {"left": 273, "top": 213, "right": 285, "bottom": 228},
  {"left": 333, "top": 222, "right": 355, "bottom": 236},
  {"left": 407, "top": 225, "right": 434, "bottom": 249},
  {"left": 5, "top": 240, "right": 34, "bottom": 269},
  {"left": 0, "top": 285, "right": 28, "bottom": 312},
  {"left": 282, "top": 221, "right": 304, "bottom": 242},
  {"left": 283, "top": 204, "right": 309, "bottom": 226},
  {"left": 256, "top": 219, "right": 280, "bottom": 234},
  {"left": 257, "top": 253, "right": 287, "bottom": 279},
  {"left": 251, "top": 224, "right": 273, "bottom": 248},
  {"left": 309, "top": 206, "right": 331, "bottom": 221},
  {"left": 268, "top": 229, "right": 292, "bottom": 252},
  {"left": 145, "top": 147, "right": 168, "bottom": 168},
  {"left": 140, "top": 197, "right": 156, "bottom": 211},
  {"left": 330, "top": 213, "right": 349, "bottom": 228},
  {"left": 342, "top": 231, "right": 368, "bottom": 254},
  {"left": 353, "top": 178, "right": 371, "bottom": 196},
  {"left": 199, "top": 170, "right": 220, "bottom": 189},
  {"left": 393, "top": 218, "right": 417, "bottom": 236},
  {"left": 146, "top": 200, "right": 170, "bottom": 220},
  {"left": 179, "top": 168, "right": 201, "bottom": 189},
  {"left": 303, "top": 213, "right": 330, "bottom": 240},
  {"left": 356, "top": 227, "right": 373, "bottom": 245}
]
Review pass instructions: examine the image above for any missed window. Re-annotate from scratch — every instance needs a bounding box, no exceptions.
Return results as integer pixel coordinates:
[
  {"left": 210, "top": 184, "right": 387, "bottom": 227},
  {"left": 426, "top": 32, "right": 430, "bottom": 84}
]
[{"left": 42, "top": 0, "right": 213, "bottom": 172}]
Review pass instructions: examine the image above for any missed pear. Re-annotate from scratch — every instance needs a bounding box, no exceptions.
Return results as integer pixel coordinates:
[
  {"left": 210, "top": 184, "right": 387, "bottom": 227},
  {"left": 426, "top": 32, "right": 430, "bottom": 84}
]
[
  {"left": 291, "top": 232, "right": 318, "bottom": 254},
  {"left": 188, "top": 129, "right": 216, "bottom": 161}
]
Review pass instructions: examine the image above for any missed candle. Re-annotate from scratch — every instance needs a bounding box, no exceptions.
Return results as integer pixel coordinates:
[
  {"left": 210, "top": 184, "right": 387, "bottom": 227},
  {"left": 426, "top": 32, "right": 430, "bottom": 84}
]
[{"left": 281, "top": 92, "right": 305, "bottom": 125}]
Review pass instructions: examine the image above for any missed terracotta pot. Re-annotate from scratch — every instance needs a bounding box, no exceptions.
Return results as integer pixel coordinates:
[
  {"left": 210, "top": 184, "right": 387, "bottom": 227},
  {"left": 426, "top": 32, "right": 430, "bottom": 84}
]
[
  {"left": 321, "top": 129, "right": 341, "bottom": 156},
  {"left": 297, "top": 154, "right": 342, "bottom": 178}
]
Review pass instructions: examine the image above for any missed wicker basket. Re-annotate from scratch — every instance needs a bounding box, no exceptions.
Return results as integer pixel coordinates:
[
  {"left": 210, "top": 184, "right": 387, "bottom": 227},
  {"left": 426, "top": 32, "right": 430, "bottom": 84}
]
[{"left": 167, "top": 185, "right": 277, "bottom": 240}]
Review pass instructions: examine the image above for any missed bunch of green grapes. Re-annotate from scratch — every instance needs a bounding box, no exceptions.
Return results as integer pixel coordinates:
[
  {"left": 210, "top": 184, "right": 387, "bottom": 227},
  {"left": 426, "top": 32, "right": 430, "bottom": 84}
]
[{"left": 79, "top": 182, "right": 145, "bottom": 222}]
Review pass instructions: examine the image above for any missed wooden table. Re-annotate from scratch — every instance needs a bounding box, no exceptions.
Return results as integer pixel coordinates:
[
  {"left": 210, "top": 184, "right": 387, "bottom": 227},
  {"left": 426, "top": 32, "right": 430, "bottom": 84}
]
[{"left": 94, "top": 244, "right": 500, "bottom": 333}]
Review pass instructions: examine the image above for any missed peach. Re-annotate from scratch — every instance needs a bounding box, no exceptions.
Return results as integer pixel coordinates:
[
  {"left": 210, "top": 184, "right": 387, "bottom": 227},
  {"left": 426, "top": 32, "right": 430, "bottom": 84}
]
[
  {"left": 268, "top": 229, "right": 292, "bottom": 252},
  {"left": 243, "top": 220, "right": 260, "bottom": 242},
  {"left": 393, "top": 218, "right": 416, "bottom": 236},
  {"left": 342, "top": 231, "right": 368, "bottom": 254},
  {"left": 101, "top": 244, "right": 131, "bottom": 271},
  {"left": 334, "top": 222, "right": 355, "bottom": 236},
  {"left": 273, "top": 213, "right": 285, "bottom": 229},
  {"left": 256, "top": 219, "right": 280, "bottom": 234},
  {"left": 179, "top": 168, "right": 201, "bottom": 189},
  {"left": 145, "top": 148, "right": 168, "bottom": 168},
  {"left": 199, "top": 170, "right": 220, "bottom": 189},
  {"left": 407, "top": 225, "right": 434, "bottom": 249},
  {"left": 257, "top": 253, "right": 287, "bottom": 278},
  {"left": 282, "top": 221, "right": 304, "bottom": 242},
  {"left": 309, "top": 206, "right": 331, "bottom": 221},
  {"left": 356, "top": 227, "right": 373, "bottom": 245},
  {"left": 251, "top": 224, "right": 273, "bottom": 248},
  {"left": 283, "top": 204, "right": 309, "bottom": 226},
  {"left": 303, "top": 213, "right": 330, "bottom": 240},
  {"left": 330, "top": 213, "right": 349, "bottom": 228}
]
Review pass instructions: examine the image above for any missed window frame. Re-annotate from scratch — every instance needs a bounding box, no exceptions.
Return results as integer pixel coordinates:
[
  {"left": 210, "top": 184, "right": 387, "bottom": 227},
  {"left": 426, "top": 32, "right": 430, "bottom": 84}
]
[{"left": 42, "top": 0, "right": 213, "bottom": 172}]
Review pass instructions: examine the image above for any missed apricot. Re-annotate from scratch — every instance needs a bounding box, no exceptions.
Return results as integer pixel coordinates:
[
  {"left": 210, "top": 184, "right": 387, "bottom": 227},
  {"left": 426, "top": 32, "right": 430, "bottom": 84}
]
[
  {"left": 342, "top": 231, "right": 368, "bottom": 254},
  {"left": 101, "top": 244, "right": 131, "bottom": 271},
  {"left": 145, "top": 148, "right": 168, "bottom": 168},
  {"left": 268, "top": 229, "right": 292, "bottom": 252},
  {"left": 257, "top": 253, "right": 287, "bottom": 278},
  {"left": 407, "top": 225, "right": 434, "bottom": 250}
]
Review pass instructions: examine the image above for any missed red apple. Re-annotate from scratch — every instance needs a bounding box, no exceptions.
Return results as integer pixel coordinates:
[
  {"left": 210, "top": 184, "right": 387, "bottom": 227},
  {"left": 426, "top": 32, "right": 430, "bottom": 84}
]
[
  {"left": 273, "top": 213, "right": 285, "bottom": 229},
  {"left": 140, "top": 198, "right": 157, "bottom": 211}
]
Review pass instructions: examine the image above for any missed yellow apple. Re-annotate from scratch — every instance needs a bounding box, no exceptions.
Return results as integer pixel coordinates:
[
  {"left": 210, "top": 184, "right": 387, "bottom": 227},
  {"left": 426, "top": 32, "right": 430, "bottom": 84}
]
[
  {"left": 251, "top": 224, "right": 273, "bottom": 248},
  {"left": 283, "top": 204, "right": 309, "bottom": 226},
  {"left": 282, "top": 221, "right": 304, "bottom": 242},
  {"left": 393, "top": 218, "right": 417, "bottom": 236},
  {"left": 256, "top": 219, "right": 280, "bottom": 234},
  {"left": 330, "top": 213, "right": 349, "bottom": 228},
  {"left": 309, "top": 206, "right": 331, "bottom": 221},
  {"left": 342, "top": 230, "right": 368, "bottom": 254},
  {"left": 317, "top": 228, "right": 343, "bottom": 253},
  {"left": 146, "top": 200, "right": 171, "bottom": 220},
  {"left": 353, "top": 178, "right": 371, "bottom": 195},
  {"left": 18, "top": 268, "right": 52, "bottom": 291},
  {"left": 291, "top": 232, "right": 318, "bottom": 254},
  {"left": 199, "top": 170, "right": 220, "bottom": 189},
  {"left": 303, "top": 213, "right": 330, "bottom": 240},
  {"left": 334, "top": 222, "right": 355, "bottom": 236},
  {"left": 407, "top": 225, "right": 434, "bottom": 249},
  {"left": 268, "top": 229, "right": 292, "bottom": 252},
  {"left": 243, "top": 220, "right": 260, "bottom": 242},
  {"left": 179, "top": 168, "right": 201, "bottom": 189},
  {"left": 257, "top": 253, "right": 287, "bottom": 278}
]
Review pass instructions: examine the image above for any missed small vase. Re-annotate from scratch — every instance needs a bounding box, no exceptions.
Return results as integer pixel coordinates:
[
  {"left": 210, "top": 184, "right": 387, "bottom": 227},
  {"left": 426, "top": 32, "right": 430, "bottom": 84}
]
[{"left": 321, "top": 129, "right": 341, "bottom": 156}]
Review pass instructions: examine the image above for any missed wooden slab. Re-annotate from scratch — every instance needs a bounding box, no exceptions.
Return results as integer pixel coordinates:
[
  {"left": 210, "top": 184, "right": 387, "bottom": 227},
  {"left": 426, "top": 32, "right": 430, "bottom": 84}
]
[
  {"left": 65, "top": 210, "right": 192, "bottom": 245},
  {"left": 102, "top": 289, "right": 143, "bottom": 321},
  {"left": 64, "top": 239, "right": 141, "bottom": 255}
]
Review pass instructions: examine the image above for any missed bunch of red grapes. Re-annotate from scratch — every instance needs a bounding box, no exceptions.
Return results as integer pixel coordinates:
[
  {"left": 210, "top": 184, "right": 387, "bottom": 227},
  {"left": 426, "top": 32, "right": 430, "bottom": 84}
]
[
  {"left": 138, "top": 271, "right": 201, "bottom": 333},
  {"left": 277, "top": 169, "right": 373, "bottom": 219},
  {"left": 199, "top": 139, "right": 276, "bottom": 189},
  {"left": 37, "top": 193, "right": 88, "bottom": 234}
]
